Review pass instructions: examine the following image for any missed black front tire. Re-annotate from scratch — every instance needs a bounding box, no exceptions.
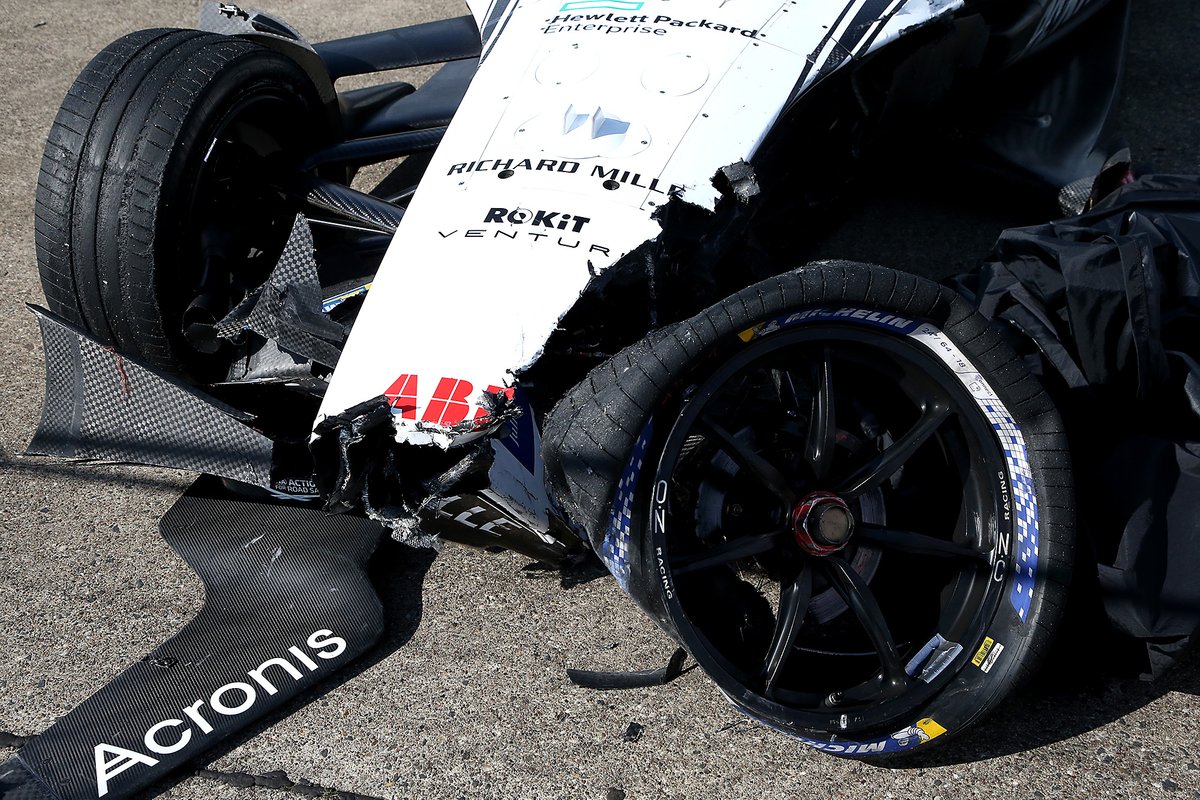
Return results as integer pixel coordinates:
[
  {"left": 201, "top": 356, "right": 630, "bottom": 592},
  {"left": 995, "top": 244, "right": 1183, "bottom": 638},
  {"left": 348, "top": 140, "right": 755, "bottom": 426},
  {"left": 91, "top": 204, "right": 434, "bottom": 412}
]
[
  {"left": 543, "top": 262, "right": 1074, "bottom": 755},
  {"left": 35, "top": 28, "right": 330, "bottom": 380}
]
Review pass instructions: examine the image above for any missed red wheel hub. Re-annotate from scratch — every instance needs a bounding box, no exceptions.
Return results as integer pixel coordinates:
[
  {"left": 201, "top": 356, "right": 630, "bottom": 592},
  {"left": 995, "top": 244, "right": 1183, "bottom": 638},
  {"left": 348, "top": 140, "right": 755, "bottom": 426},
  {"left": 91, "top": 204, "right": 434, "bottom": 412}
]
[{"left": 792, "top": 491, "right": 855, "bottom": 556}]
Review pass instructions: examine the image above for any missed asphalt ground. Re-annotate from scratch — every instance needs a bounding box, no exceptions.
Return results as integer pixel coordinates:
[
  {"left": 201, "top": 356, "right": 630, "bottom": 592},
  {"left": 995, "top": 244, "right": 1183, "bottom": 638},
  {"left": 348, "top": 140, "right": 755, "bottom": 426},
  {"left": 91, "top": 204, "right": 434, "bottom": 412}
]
[{"left": 1, "top": 2, "right": 1199, "bottom": 799}]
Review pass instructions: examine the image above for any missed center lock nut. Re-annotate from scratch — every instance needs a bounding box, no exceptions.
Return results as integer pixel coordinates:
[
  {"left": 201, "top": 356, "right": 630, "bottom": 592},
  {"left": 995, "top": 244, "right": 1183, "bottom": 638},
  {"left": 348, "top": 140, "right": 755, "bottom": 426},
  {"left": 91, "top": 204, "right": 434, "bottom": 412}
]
[{"left": 792, "top": 491, "right": 855, "bottom": 557}]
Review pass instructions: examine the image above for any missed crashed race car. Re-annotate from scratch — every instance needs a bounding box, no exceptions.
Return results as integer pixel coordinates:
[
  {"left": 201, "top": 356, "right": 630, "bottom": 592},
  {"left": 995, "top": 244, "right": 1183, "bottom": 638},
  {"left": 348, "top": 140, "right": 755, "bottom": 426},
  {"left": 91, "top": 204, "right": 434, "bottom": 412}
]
[{"left": 11, "top": 0, "right": 1193, "bottom": 796}]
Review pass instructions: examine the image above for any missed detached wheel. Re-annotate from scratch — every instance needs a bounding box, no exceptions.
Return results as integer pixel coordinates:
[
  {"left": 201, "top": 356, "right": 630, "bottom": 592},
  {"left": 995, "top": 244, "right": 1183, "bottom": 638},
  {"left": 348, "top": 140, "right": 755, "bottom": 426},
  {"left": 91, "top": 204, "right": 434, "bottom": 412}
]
[
  {"left": 543, "top": 262, "right": 1073, "bottom": 755},
  {"left": 35, "top": 29, "right": 332, "bottom": 381}
]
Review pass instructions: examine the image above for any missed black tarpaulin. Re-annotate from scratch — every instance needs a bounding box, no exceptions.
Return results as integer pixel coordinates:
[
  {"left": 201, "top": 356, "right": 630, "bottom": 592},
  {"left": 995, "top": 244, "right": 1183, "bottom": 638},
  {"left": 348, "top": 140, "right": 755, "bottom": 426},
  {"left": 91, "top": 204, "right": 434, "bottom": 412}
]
[{"left": 953, "top": 175, "right": 1200, "bottom": 676}]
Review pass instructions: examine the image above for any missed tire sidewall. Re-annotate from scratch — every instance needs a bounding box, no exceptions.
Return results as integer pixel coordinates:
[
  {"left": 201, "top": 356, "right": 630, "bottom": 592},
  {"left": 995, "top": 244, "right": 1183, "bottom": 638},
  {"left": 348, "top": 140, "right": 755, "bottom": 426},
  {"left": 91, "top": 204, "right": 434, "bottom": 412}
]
[
  {"left": 627, "top": 266, "right": 1071, "bottom": 756},
  {"left": 141, "top": 45, "right": 331, "bottom": 380}
]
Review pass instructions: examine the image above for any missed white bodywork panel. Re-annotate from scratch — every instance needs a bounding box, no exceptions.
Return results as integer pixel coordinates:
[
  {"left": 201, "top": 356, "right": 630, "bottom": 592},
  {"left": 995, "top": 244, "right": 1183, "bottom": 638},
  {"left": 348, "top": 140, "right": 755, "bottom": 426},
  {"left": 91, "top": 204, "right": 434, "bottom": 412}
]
[{"left": 316, "top": 0, "right": 966, "bottom": 451}]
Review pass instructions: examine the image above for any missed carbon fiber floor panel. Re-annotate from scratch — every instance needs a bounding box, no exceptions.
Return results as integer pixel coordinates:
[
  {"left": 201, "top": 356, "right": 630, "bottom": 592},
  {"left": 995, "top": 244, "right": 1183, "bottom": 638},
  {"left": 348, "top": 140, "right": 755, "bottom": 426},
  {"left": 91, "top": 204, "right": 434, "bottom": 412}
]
[{"left": 0, "top": 477, "right": 385, "bottom": 800}]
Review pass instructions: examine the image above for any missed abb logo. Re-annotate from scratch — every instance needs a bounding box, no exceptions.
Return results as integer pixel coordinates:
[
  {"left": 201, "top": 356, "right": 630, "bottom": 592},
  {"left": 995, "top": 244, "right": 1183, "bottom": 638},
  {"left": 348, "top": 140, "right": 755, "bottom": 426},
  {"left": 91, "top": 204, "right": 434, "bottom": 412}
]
[{"left": 384, "top": 375, "right": 514, "bottom": 427}]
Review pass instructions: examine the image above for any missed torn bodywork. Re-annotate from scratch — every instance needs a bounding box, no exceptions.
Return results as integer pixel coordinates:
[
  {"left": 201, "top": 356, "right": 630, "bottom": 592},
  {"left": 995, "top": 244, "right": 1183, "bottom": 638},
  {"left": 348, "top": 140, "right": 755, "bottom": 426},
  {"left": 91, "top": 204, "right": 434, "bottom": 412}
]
[
  {"left": 25, "top": 0, "right": 1139, "bottom": 608},
  {"left": 23, "top": 0, "right": 1141, "bottom": 622},
  {"left": 16, "top": 0, "right": 1173, "bottom": 792},
  {"left": 26, "top": 0, "right": 1129, "bottom": 565},
  {"left": 309, "top": 0, "right": 979, "bottom": 447}
]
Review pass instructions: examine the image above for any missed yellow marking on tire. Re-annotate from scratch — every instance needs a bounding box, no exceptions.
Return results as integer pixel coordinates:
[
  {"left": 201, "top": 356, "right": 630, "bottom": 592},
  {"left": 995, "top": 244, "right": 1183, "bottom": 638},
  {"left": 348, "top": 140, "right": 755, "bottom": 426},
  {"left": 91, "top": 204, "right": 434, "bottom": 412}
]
[
  {"left": 917, "top": 718, "right": 947, "bottom": 741},
  {"left": 971, "top": 636, "right": 996, "bottom": 668}
]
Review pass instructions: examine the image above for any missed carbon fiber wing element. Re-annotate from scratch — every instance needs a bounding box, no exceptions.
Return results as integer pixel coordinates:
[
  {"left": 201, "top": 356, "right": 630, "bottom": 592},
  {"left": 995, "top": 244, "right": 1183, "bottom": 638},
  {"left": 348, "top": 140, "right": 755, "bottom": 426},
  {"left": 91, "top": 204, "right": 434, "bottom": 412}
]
[
  {"left": 26, "top": 306, "right": 275, "bottom": 487},
  {"left": 0, "top": 477, "right": 385, "bottom": 800}
]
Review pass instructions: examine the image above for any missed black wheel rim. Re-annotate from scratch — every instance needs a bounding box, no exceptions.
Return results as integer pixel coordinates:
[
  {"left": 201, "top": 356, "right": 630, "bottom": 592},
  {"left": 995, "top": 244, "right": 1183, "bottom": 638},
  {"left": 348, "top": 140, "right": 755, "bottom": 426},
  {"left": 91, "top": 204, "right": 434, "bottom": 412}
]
[
  {"left": 164, "top": 83, "right": 321, "bottom": 380},
  {"left": 650, "top": 322, "right": 1010, "bottom": 735}
]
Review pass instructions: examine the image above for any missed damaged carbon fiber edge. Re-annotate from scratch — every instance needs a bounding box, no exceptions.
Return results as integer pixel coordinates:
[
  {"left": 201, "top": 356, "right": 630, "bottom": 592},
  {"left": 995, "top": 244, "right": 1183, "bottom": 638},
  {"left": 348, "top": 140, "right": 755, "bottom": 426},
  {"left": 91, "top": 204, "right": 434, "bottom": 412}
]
[
  {"left": 308, "top": 159, "right": 763, "bottom": 558},
  {"left": 535, "top": 160, "right": 766, "bottom": 547},
  {"left": 309, "top": 389, "right": 521, "bottom": 549},
  {"left": 214, "top": 215, "right": 346, "bottom": 371},
  {"left": 529, "top": 159, "right": 766, "bottom": 386}
]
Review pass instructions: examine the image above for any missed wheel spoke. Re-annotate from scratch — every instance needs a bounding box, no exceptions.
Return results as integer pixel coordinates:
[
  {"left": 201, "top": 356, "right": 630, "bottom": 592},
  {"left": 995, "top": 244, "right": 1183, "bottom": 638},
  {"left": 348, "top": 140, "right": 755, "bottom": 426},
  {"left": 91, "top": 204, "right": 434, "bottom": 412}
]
[
  {"left": 672, "top": 531, "right": 784, "bottom": 575},
  {"left": 836, "top": 401, "right": 952, "bottom": 498},
  {"left": 857, "top": 524, "right": 988, "bottom": 562},
  {"left": 696, "top": 416, "right": 797, "bottom": 505},
  {"left": 772, "top": 367, "right": 804, "bottom": 411},
  {"left": 762, "top": 564, "right": 813, "bottom": 694},
  {"left": 819, "top": 557, "right": 910, "bottom": 689},
  {"left": 804, "top": 349, "right": 836, "bottom": 481}
]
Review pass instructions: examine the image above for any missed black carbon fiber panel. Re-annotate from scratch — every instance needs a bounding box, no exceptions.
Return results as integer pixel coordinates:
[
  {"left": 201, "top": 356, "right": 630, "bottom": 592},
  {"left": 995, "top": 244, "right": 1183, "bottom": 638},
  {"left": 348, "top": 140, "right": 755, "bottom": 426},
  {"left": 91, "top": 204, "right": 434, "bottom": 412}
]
[
  {"left": 0, "top": 762, "right": 55, "bottom": 800},
  {"left": 303, "top": 126, "right": 446, "bottom": 169},
  {"left": 26, "top": 307, "right": 274, "bottom": 486},
  {"left": 355, "top": 58, "right": 475, "bottom": 136},
  {"left": 197, "top": 2, "right": 308, "bottom": 43},
  {"left": 216, "top": 215, "right": 344, "bottom": 368},
  {"left": 0, "top": 476, "right": 385, "bottom": 800},
  {"left": 304, "top": 180, "right": 404, "bottom": 233},
  {"left": 314, "top": 15, "right": 481, "bottom": 80}
]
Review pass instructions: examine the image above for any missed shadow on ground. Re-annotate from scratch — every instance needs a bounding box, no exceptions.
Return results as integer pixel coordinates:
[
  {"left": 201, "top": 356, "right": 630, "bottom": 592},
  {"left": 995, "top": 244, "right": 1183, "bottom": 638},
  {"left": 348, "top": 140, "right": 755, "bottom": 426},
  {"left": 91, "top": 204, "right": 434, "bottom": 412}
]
[{"left": 892, "top": 568, "right": 1200, "bottom": 768}]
